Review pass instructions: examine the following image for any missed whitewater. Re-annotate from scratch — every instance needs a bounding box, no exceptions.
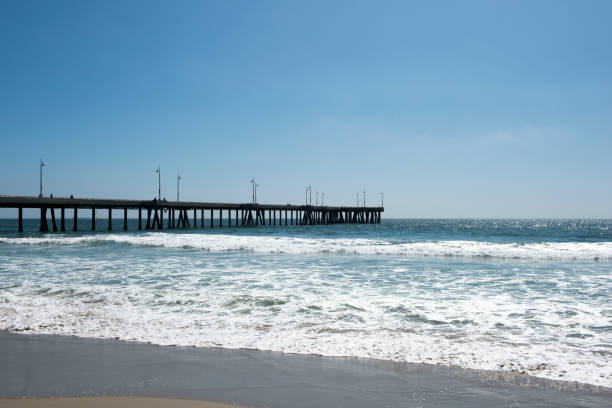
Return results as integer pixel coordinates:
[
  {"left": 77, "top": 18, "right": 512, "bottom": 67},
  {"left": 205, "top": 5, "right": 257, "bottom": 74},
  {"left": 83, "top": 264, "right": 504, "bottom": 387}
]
[
  {"left": 2, "top": 233, "right": 612, "bottom": 260},
  {"left": 0, "top": 218, "right": 611, "bottom": 388}
]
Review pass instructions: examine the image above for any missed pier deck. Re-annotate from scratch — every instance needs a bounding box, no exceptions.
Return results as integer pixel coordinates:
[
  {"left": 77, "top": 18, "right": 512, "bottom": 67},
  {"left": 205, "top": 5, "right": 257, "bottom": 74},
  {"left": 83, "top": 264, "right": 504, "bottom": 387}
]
[{"left": 0, "top": 195, "right": 383, "bottom": 232}]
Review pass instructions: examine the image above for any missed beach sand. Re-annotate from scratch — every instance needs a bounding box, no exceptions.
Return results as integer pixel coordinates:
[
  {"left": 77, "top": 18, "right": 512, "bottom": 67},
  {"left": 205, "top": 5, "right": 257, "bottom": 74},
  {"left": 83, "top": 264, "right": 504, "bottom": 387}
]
[
  {"left": 0, "top": 397, "right": 240, "bottom": 408},
  {"left": 0, "top": 331, "right": 610, "bottom": 407}
]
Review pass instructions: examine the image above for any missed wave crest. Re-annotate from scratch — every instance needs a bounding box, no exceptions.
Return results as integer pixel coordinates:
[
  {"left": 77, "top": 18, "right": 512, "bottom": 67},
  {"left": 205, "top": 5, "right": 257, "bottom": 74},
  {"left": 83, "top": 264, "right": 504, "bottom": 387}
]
[{"left": 2, "top": 234, "right": 612, "bottom": 260}]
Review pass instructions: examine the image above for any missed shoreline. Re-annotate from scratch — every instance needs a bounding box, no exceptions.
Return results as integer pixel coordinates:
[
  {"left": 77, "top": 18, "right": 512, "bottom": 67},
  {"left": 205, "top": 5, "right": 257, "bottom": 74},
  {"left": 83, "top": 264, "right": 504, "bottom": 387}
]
[
  {"left": 1, "top": 331, "right": 610, "bottom": 407},
  {"left": 0, "top": 397, "right": 242, "bottom": 408},
  {"left": 4, "top": 329, "right": 610, "bottom": 392}
]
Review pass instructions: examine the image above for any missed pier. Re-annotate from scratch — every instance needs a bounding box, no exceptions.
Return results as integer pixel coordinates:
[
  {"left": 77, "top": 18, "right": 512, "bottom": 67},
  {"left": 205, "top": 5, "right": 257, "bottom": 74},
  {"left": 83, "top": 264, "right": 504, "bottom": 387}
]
[{"left": 0, "top": 196, "right": 383, "bottom": 232}]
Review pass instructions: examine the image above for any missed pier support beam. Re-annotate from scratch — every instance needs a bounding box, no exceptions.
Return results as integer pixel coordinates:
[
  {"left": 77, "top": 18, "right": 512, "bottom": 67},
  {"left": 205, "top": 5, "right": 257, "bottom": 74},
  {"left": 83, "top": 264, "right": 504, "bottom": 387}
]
[
  {"left": 73, "top": 207, "right": 78, "bottom": 231},
  {"left": 124, "top": 207, "right": 128, "bottom": 231},
  {"left": 201, "top": 209, "right": 204, "bottom": 228},
  {"left": 40, "top": 208, "right": 49, "bottom": 232},
  {"left": 219, "top": 209, "right": 223, "bottom": 227},
  {"left": 145, "top": 209, "right": 151, "bottom": 230},
  {"left": 18, "top": 208, "right": 23, "bottom": 232},
  {"left": 60, "top": 208, "right": 65, "bottom": 232},
  {"left": 151, "top": 210, "right": 159, "bottom": 229},
  {"left": 193, "top": 209, "right": 197, "bottom": 228},
  {"left": 108, "top": 208, "right": 112, "bottom": 230},
  {"left": 210, "top": 209, "right": 213, "bottom": 228},
  {"left": 138, "top": 208, "right": 142, "bottom": 230},
  {"left": 40, "top": 207, "right": 49, "bottom": 232},
  {"left": 91, "top": 207, "right": 96, "bottom": 231},
  {"left": 50, "top": 208, "right": 57, "bottom": 232}
]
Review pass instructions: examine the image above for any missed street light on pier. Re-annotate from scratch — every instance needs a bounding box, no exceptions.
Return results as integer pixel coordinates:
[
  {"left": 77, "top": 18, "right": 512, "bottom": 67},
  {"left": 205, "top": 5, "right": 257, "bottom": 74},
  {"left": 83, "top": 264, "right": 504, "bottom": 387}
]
[
  {"left": 316, "top": 191, "right": 319, "bottom": 206},
  {"left": 39, "top": 159, "right": 45, "bottom": 198},
  {"left": 177, "top": 174, "right": 181, "bottom": 202},
  {"left": 251, "top": 178, "right": 258, "bottom": 204},
  {"left": 155, "top": 166, "right": 161, "bottom": 200},
  {"left": 322, "top": 192, "right": 325, "bottom": 206},
  {"left": 363, "top": 189, "right": 366, "bottom": 207},
  {"left": 356, "top": 192, "right": 359, "bottom": 207}
]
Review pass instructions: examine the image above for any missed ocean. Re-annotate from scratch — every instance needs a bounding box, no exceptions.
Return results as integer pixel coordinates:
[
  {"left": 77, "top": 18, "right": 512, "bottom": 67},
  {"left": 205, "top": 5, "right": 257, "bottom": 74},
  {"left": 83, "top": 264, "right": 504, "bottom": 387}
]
[{"left": 0, "top": 218, "right": 610, "bottom": 388}]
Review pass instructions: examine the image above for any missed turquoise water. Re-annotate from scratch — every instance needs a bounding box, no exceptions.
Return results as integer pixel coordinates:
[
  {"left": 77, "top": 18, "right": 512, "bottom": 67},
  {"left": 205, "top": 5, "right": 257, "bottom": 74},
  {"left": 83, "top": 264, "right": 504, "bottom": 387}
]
[{"left": 1, "top": 218, "right": 611, "bottom": 387}]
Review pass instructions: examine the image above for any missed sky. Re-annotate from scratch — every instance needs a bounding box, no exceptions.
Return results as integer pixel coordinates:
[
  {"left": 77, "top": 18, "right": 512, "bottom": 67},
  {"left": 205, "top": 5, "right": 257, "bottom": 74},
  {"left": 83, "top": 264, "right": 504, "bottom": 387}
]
[{"left": 1, "top": 0, "right": 611, "bottom": 218}]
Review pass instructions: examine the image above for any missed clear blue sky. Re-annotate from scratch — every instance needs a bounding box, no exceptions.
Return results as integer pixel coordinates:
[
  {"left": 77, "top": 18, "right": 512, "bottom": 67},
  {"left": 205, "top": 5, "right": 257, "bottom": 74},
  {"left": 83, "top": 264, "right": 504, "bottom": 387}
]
[{"left": 1, "top": 0, "right": 611, "bottom": 218}]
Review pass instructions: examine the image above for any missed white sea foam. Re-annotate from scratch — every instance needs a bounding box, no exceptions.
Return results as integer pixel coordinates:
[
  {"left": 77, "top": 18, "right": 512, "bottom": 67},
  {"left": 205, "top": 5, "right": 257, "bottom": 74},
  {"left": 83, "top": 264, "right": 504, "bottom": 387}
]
[
  {"left": 1, "top": 233, "right": 612, "bottom": 260},
  {"left": 1, "top": 248, "right": 611, "bottom": 388}
]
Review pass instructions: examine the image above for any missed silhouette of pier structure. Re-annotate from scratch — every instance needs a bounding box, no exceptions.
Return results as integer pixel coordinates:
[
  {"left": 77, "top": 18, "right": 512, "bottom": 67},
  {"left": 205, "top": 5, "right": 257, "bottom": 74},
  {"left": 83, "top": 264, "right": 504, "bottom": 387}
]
[{"left": 0, "top": 196, "right": 384, "bottom": 232}]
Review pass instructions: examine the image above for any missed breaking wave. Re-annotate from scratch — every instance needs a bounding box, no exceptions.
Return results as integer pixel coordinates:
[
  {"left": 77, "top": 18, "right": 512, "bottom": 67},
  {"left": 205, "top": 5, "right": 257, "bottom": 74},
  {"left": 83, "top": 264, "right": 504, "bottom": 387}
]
[{"left": 2, "top": 233, "right": 612, "bottom": 260}]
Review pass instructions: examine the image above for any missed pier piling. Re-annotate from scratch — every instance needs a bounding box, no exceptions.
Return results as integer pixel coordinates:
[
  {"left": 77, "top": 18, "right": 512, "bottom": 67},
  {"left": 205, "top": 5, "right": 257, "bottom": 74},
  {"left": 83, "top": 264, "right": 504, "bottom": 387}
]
[{"left": 50, "top": 208, "right": 57, "bottom": 232}]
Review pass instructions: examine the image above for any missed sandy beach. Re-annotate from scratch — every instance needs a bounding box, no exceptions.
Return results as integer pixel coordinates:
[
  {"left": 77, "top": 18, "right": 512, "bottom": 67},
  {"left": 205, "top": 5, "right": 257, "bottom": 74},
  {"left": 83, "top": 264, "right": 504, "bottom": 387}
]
[
  {"left": 0, "top": 397, "right": 240, "bottom": 408},
  {"left": 0, "top": 331, "right": 609, "bottom": 408}
]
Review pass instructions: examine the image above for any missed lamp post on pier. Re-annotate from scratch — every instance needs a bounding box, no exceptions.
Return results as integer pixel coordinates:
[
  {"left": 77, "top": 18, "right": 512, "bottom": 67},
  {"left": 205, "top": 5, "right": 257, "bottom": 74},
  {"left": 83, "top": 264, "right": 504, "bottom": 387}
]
[
  {"left": 363, "top": 189, "right": 366, "bottom": 207},
  {"left": 177, "top": 174, "right": 181, "bottom": 201},
  {"left": 251, "top": 178, "right": 257, "bottom": 204},
  {"left": 322, "top": 192, "right": 325, "bottom": 206},
  {"left": 39, "top": 159, "right": 45, "bottom": 198},
  {"left": 155, "top": 166, "right": 161, "bottom": 200},
  {"left": 309, "top": 185, "right": 312, "bottom": 205}
]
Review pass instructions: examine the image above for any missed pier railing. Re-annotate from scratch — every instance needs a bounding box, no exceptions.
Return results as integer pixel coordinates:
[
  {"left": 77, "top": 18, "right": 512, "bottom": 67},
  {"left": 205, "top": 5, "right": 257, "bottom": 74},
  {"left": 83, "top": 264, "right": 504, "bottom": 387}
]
[{"left": 0, "top": 196, "right": 383, "bottom": 232}]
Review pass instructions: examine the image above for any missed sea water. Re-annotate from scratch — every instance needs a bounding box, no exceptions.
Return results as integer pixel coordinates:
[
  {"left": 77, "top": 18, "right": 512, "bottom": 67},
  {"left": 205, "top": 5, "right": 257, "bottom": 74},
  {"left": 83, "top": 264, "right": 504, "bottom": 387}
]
[{"left": 0, "top": 218, "right": 610, "bottom": 387}]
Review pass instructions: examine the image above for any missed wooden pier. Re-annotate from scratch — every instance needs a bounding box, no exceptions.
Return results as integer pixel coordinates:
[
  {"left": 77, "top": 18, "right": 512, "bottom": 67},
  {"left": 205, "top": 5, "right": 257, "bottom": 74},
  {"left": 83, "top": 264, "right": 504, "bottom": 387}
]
[{"left": 0, "top": 196, "right": 383, "bottom": 232}]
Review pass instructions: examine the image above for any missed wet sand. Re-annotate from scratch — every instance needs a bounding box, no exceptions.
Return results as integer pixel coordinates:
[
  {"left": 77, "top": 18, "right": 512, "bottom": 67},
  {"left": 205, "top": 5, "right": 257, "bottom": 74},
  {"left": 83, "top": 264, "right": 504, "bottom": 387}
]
[
  {"left": 0, "top": 331, "right": 609, "bottom": 407},
  {"left": 0, "top": 397, "right": 240, "bottom": 408}
]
